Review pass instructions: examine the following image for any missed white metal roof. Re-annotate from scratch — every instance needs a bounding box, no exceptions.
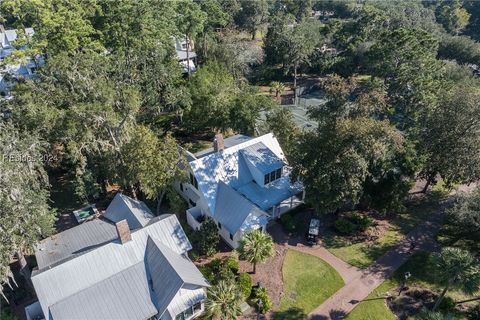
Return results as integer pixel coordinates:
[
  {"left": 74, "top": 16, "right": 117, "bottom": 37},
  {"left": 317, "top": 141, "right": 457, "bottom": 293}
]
[
  {"left": 31, "top": 215, "right": 192, "bottom": 320},
  {"left": 189, "top": 133, "right": 286, "bottom": 215},
  {"left": 104, "top": 193, "right": 154, "bottom": 230}
]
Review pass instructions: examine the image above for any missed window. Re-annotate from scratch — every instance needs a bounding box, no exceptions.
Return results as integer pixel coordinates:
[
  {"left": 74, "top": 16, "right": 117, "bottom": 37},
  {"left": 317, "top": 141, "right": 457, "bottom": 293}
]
[
  {"left": 180, "top": 183, "right": 184, "bottom": 192},
  {"left": 229, "top": 233, "right": 234, "bottom": 240},
  {"left": 189, "top": 173, "right": 198, "bottom": 189},
  {"left": 189, "top": 199, "right": 196, "bottom": 207},
  {"left": 193, "top": 302, "right": 202, "bottom": 313},
  {"left": 218, "top": 222, "right": 222, "bottom": 229},
  {"left": 264, "top": 166, "right": 283, "bottom": 185},
  {"left": 184, "top": 306, "right": 193, "bottom": 318},
  {"left": 175, "top": 314, "right": 185, "bottom": 320},
  {"left": 189, "top": 173, "right": 194, "bottom": 185},
  {"left": 276, "top": 168, "right": 282, "bottom": 180},
  {"left": 264, "top": 173, "right": 270, "bottom": 185},
  {"left": 270, "top": 171, "right": 276, "bottom": 181}
]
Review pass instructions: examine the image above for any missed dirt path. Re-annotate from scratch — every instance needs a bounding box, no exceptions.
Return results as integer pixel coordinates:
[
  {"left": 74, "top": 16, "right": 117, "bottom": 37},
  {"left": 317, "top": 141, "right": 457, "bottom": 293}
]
[{"left": 308, "top": 211, "right": 444, "bottom": 319}]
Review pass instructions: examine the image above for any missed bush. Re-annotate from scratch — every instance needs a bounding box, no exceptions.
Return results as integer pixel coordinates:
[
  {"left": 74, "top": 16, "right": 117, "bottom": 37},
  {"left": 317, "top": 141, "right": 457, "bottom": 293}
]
[
  {"left": 280, "top": 213, "right": 300, "bottom": 233},
  {"left": 237, "top": 273, "right": 252, "bottom": 298},
  {"left": 334, "top": 218, "right": 357, "bottom": 234},
  {"left": 438, "top": 296, "right": 456, "bottom": 312},
  {"left": 192, "top": 218, "right": 220, "bottom": 257},
  {"left": 466, "top": 304, "right": 480, "bottom": 320},
  {"left": 225, "top": 256, "right": 240, "bottom": 274},
  {"left": 334, "top": 212, "right": 373, "bottom": 235},
  {"left": 254, "top": 287, "right": 272, "bottom": 314}
]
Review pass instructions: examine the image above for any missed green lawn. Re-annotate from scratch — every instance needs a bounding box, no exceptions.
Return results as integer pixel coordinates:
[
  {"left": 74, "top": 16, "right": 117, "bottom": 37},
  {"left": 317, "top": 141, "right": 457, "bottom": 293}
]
[
  {"left": 346, "top": 251, "right": 475, "bottom": 320},
  {"left": 323, "top": 194, "right": 445, "bottom": 269},
  {"left": 277, "top": 249, "right": 344, "bottom": 316}
]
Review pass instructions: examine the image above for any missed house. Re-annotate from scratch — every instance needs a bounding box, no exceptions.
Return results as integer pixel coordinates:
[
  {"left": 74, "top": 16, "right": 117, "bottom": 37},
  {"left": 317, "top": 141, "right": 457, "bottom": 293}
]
[
  {"left": 175, "top": 133, "right": 304, "bottom": 248},
  {"left": 0, "top": 24, "right": 39, "bottom": 97},
  {"left": 173, "top": 36, "right": 197, "bottom": 73},
  {"left": 25, "top": 193, "right": 209, "bottom": 320}
]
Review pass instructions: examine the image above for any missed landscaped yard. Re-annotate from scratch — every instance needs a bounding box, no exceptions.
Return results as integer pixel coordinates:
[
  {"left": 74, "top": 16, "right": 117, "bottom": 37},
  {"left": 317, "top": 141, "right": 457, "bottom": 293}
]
[
  {"left": 323, "top": 193, "right": 446, "bottom": 269},
  {"left": 346, "top": 251, "right": 476, "bottom": 319},
  {"left": 277, "top": 249, "right": 344, "bottom": 316}
]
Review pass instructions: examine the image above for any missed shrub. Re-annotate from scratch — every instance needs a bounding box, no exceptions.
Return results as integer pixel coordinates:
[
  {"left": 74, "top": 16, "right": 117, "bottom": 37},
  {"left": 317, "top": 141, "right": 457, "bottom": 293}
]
[
  {"left": 334, "top": 212, "right": 374, "bottom": 235},
  {"left": 226, "top": 256, "right": 240, "bottom": 274},
  {"left": 280, "top": 213, "right": 297, "bottom": 232},
  {"left": 334, "top": 218, "right": 357, "bottom": 234},
  {"left": 254, "top": 287, "right": 271, "bottom": 313},
  {"left": 466, "top": 304, "right": 480, "bottom": 320},
  {"left": 192, "top": 218, "right": 220, "bottom": 257},
  {"left": 438, "top": 296, "right": 456, "bottom": 312},
  {"left": 237, "top": 273, "right": 252, "bottom": 298}
]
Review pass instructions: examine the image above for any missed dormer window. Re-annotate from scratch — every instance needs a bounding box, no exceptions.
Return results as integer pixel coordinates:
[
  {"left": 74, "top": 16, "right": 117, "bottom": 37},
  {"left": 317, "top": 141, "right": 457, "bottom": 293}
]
[{"left": 264, "top": 167, "right": 282, "bottom": 185}]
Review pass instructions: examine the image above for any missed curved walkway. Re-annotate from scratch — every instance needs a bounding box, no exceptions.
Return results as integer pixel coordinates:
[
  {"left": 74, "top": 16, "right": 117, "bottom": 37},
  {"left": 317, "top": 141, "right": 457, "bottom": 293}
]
[{"left": 308, "top": 211, "right": 444, "bottom": 320}]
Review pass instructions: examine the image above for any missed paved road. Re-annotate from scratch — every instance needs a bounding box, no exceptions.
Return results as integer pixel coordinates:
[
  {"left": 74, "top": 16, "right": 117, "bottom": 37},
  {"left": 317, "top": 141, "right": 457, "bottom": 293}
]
[{"left": 308, "top": 212, "right": 444, "bottom": 320}]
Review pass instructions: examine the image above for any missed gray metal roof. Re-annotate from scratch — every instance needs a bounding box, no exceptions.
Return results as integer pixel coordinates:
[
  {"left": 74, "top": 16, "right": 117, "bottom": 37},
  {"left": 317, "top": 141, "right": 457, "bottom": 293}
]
[
  {"left": 240, "top": 142, "right": 284, "bottom": 174},
  {"left": 146, "top": 237, "right": 209, "bottom": 318},
  {"left": 31, "top": 215, "right": 194, "bottom": 320},
  {"left": 104, "top": 193, "right": 154, "bottom": 230},
  {"left": 176, "top": 50, "right": 197, "bottom": 61},
  {"left": 48, "top": 262, "right": 158, "bottom": 320},
  {"left": 35, "top": 219, "right": 118, "bottom": 270},
  {"left": 214, "top": 181, "right": 265, "bottom": 235},
  {"left": 194, "top": 134, "right": 253, "bottom": 158}
]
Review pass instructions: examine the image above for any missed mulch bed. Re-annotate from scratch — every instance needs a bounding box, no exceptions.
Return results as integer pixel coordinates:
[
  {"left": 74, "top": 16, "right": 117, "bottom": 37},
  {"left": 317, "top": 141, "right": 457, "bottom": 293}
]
[{"left": 387, "top": 286, "right": 437, "bottom": 320}]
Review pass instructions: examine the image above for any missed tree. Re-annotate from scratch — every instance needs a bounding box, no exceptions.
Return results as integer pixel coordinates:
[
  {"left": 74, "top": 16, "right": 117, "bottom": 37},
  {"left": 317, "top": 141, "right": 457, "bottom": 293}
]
[
  {"left": 0, "top": 124, "right": 56, "bottom": 297},
  {"left": 185, "top": 62, "right": 238, "bottom": 132},
  {"left": 238, "top": 230, "right": 274, "bottom": 274},
  {"left": 205, "top": 280, "right": 243, "bottom": 320},
  {"left": 235, "top": 0, "right": 269, "bottom": 39},
  {"left": 273, "top": 0, "right": 313, "bottom": 22},
  {"left": 436, "top": 0, "right": 471, "bottom": 35},
  {"left": 176, "top": 0, "right": 207, "bottom": 75},
  {"left": 269, "top": 81, "right": 286, "bottom": 100},
  {"left": 192, "top": 218, "right": 220, "bottom": 257},
  {"left": 292, "top": 117, "right": 413, "bottom": 214},
  {"left": 120, "top": 126, "right": 186, "bottom": 215},
  {"left": 432, "top": 247, "right": 480, "bottom": 311},
  {"left": 264, "top": 107, "right": 300, "bottom": 156},
  {"left": 418, "top": 84, "right": 480, "bottom": 191},
  {"left": 445, "top": 188, "right": 480, "bottom": 251}
]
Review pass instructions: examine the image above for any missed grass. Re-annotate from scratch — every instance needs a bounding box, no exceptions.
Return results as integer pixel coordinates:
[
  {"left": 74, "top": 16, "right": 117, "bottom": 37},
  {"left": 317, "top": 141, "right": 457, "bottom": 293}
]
[
  {"left": 323, "top": 193, "right": 446, "bottom": 269},
  {"left": 346, "top": 251, "right": 476, "bottom": 320},
  {"left": 277, "top": 249, "right": 344, "bottom": 316}
]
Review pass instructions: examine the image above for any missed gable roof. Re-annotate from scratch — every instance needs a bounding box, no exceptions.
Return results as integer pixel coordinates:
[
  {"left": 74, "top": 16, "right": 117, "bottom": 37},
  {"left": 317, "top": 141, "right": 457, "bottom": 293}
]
[
  {"left": 214, "top": 181, "right": 266, "bottom": 235},
  {"left": 48, "top": 262, "right": 157, "bottom": 320},
  {"left": 189, "top": 133, "right": 286, "bottom": 215},
  {"left": 146, "top": 237, "right": 209, "bottom": 317},
  {"left": 35, "top": 219, "right": 118, "bottom": 270},
  {"left": 32, "top": 215, "right": 193, "bottom": 320},
  {"left": 104, "top": 193, "right": 154, "bottom": 230},
  {"left": 240, "top": 142, "right": 284, "bottom": 174}
]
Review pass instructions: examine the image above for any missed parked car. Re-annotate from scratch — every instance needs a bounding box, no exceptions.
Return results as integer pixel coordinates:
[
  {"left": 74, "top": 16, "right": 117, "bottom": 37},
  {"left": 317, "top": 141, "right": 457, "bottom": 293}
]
[{"left": 306, "top": 218, "right": 320, "bottom": 245}]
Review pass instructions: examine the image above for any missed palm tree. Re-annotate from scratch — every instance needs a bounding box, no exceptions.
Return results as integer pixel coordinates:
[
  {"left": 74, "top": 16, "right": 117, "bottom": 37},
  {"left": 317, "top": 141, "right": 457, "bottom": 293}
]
[
  {"left": 205, "top": 280, "right": 243, "bottom": 320},
  {"left": 269, "top": 81, "right": 286, "bottom": 101},
  {"left": 432, "top": 247, "right": 480, "bottom": 311},
  {"left": 238, "top": 229, "right": 274, "bottom": 274}
]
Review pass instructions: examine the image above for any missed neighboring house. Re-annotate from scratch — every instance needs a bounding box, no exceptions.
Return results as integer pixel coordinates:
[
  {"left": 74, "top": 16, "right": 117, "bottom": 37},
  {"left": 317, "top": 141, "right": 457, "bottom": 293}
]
[
  {"left": 25, "top": 193, "right": 209, "bottom": 320},
  {"left": 0, "top": 24, "right": 38, "bottom": 98},
  {"left": 175, "top": 133, "right": 304, "bottom": 248},
  {"left": 173, "top": 36, "right": 197, "bottom": 73}
]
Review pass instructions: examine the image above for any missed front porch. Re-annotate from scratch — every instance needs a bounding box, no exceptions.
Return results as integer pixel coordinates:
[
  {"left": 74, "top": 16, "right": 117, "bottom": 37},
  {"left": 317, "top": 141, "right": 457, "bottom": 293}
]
[{"left": 267, "top": 192, "right": 305, "bottom": 220}]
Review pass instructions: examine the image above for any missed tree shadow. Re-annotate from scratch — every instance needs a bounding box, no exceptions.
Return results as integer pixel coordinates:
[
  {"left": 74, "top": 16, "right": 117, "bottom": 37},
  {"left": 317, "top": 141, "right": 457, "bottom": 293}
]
[
  {"left": 272, "top": 307, "right": 307, "bottom": 320},
  {"left": 309, "top": 309, "right": 347, "bottom": 320}
]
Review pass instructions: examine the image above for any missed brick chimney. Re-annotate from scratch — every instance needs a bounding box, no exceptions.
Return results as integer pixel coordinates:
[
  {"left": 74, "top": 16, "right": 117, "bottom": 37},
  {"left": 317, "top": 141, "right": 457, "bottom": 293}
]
[
  {"left": 213, "top": 133, "right": 224, "bottom": 152},
  {"left": 115, "top": 219, "right": 131, "bottom": 244}
]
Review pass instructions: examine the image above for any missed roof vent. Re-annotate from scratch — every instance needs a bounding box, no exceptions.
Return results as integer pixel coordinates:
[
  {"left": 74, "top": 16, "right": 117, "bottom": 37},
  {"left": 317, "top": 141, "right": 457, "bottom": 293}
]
[
  {"left": 213, "top": 133, "right": 224, "bottom": 152},
  {"left": 115, "top": 219, "right": 132, "bottom": 244}
]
